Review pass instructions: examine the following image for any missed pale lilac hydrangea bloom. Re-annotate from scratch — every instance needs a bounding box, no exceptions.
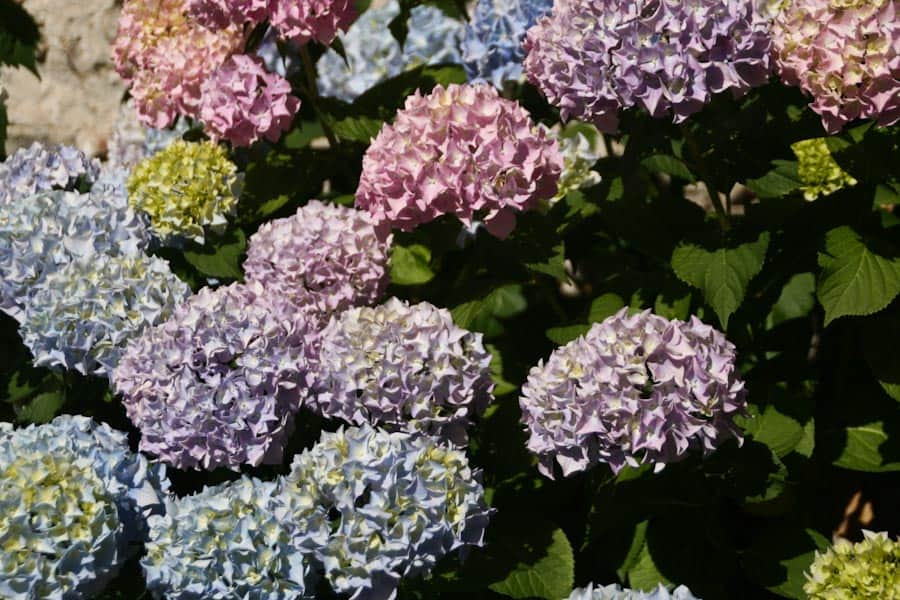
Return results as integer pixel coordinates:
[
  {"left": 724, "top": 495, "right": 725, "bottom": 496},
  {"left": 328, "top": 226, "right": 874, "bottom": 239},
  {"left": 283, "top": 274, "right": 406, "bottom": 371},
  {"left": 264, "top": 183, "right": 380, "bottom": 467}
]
[
  {"left": 243, "top": 200, "right": 392, "bottom": 322},
  {"left": 20, "top": 254, "right": 191, "bottom": 377},
  {"left": 568, "top": 583, "right": 702, "bottom": 600},
  {"left": 462, "top": 0, "right": 553, "bottom": 89},
  {"left": 523, "top": 0, "right": 773, "bottom": 132},
  {"left": 276, "top": 425, "right": 491, "bottom": 600},
  {"left": 0, "top": 142, "right": 100, "bottom": 205},
  {"left": 112, "top": 281, "right": 316, "bottom": 471},
  {"left": 307, "top": 298, "right": 494, "bottom": 444},
  {"left": 143, "top": 476, "right": 318, "bottom": 599},
  {"left": 199, "top": 54, "right": 301, "bottom": 147},
  {"left": 356, "top": 83, "right": 562, "bottom": 238},
  {"left": 772, "top": 0, "right": 900, "bottom": 133},
  {"left": 520, "top": 308, "right": 747, "bottom": 478},
  {"left": 0, "top": 189, "right": 149, "bottom": 322}
]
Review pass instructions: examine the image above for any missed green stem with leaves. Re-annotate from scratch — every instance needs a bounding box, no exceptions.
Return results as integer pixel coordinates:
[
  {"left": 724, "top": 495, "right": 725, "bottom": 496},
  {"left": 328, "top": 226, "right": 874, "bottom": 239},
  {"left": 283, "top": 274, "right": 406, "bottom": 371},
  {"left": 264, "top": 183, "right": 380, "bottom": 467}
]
[{"left": 298, "top": 44, "right": 340, "bottom": 150}]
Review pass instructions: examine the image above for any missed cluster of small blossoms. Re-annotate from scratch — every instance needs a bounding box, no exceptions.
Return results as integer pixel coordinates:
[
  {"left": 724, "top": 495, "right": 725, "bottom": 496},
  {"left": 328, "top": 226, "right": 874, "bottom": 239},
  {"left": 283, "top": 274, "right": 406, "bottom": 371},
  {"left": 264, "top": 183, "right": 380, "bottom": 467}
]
[
  {"left": 0, "top": 142, "right": 100, "bottom": 205},
  {"left": 187, "top": 0, "right": 356, "bottom": 46},
  {"left": 199, "top": 54, "right": 301, "bottom": 146},
  {"left": 127, "top": 140, "right": 240, "bottom": 245},
  {"left": 19, "top": 254, "right": 191, "bottom": 377},
  {"left": 307, "top": 298, "right": 494, "bottom": 444},
  {"left": 277, "top": 425, "right": 491, "bottom": 600},
  {"left": 772, "top": 0, "right": 900, "bottom": 133},
  {"left": 356, "top": 83, "right": 563, "bottom": 238},
  {"left": 112, "top": 0, "right": 244, "bottom": 129},
  {"left": 461, "top": 0, "right": 553, "bottom": 89},
  {"left": 317, "top": 1, "right": 463, "bottom": 102},
  {"left": 243, "top": 200, "right": 392, "bottom": 322},
  {"left": 804, "top": 530, "right": 900, "bottom": 599},
  {"left": 523, "top": 0, "right": 773, "bottom": 132},
  {"left": 0, "top": 416, "right": 169, "bottom": 599},
  {"left": 106, "top": 100, "right": 189, "bottom": 172},
  {"left": 113, "top": 281, "right": 316, "bottom": 471},
  {"left": 543, "top": 121, "right": 604, "bottom": 202},
  {"left": 143, "top": 476, "right": 318, "bottom": 599},
  {"left": 568, "top": 583, "right": 702, "bottom": 600},
  {"left": 520, "top": 308, "right": 747, "bottom": 477},
  {"left": 791, "top": 138, "right": 858, "bottom": 201},
  {"left": 0, "top": 189, "right": 149, "bottom": 322}
]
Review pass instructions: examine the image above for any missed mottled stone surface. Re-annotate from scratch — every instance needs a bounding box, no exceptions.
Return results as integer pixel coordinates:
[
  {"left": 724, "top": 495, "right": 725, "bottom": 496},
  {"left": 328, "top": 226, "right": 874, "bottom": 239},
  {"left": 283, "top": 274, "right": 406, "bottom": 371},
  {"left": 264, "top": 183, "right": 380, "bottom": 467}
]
[{"left": 0, "top": 0, "right": 125, "bottom": 156}]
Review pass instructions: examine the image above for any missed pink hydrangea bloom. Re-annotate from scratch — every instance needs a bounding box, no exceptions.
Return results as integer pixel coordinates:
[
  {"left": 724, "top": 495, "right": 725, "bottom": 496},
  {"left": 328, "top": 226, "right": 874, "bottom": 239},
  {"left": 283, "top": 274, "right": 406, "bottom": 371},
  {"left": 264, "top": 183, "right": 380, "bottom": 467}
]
[
  {"left": 355, "top": 83, "right": 563, "bottom": 238},
  {"left": 112, "top": 0, "right": 244, "bottom": 128},
  {"left": 773, "top": 0, "right": 900, "bottom": 133},
  {"left": 269, "top": 0, "right": 357, "bottom": 46},
  {"left": 200, "top": 55, "right": 301, "bottom": 147},
  {"left": 187, "top": 0, "right": 270, "bottom": 29}
]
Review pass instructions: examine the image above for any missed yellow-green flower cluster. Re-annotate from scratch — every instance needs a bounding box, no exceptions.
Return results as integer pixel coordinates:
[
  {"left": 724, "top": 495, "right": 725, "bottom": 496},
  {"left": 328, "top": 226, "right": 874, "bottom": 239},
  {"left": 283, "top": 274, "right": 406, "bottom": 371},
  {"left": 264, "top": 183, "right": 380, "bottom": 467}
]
[
  {"left": 791, "top": 138, "right": 857, "bottom": 201},
  {"left": 127, "top": 140, "right": 240, "bottom": 245},
  {"left": 804, "top": 530, "right": 900, "bottom": 599},
  {"left": 0, "top": 451, "right": 122, "bottom": 599}
]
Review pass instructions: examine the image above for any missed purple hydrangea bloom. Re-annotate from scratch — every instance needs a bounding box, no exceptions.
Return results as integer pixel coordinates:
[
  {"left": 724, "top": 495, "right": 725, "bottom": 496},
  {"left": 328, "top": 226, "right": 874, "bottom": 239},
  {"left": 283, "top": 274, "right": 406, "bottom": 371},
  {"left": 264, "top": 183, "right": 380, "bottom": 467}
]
[
  {"left": 520, "top": 308, "right": 747, "bottom": 478},
  {"left": 523, "top": 0, "right": 773, "bottom": 132},
  {"left": 112, "top": 281, "right": 316, "bottom": 471},
  {"left": 306, "top": 298, "right": 494, "bottom": 445},
  {"left": 276, "top": 425, "right": 491, "bottom": 600},
  {"left": 243, "top": 200, "right": 392, "bottom": 322},
  {"left": 462, "top": 0, "right": 553, "bottom": 89},
  {"left": 0, "top": 142, "right": 100, "bottom": 205}
]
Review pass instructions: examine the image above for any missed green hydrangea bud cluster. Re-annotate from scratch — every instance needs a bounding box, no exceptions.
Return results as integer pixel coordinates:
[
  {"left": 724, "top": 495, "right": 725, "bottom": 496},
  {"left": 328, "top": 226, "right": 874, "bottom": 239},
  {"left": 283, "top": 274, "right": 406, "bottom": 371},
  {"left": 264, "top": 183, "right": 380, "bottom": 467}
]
[
  {"left": 804, "top": 530, "right": 900, "bottom": 599},
  {"left": 791, "top": 138, "right": 857, "bottom": 201},
  {"left": 126, "top": 139, "right": 240, "bottom": 245}
]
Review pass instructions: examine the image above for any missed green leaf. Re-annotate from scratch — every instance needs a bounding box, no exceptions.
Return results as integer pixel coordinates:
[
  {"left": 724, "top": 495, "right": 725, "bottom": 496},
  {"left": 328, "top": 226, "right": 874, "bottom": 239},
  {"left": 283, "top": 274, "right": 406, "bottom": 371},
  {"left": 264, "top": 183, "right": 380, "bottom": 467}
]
[
  {"left": 0, "top": 0, "right": 41, "bottom": 75},
  {"left": 746, "top": 161, "right": 802, "bottom": 199},
  {"left": 183, "top": 228, "right": 246, "bottom": 280},
  {"left": 741, "top": 405, "right": 806, "bottom": 459},
  {"left": 526, "top": 242, "right": 567, "bottom": 280},
  {"left": 671, "top": 232, "right": 770, "bottom": 329},
  {"left": 832, "top": 422, "right": 900, "bottom": 472},
  {"left": 487, "top": 345, "right": 517, "bottom": 396},
  {"left": 743, "top": 526, "right": 830, "bottom": 598},
  {"left": 816, "top": 226, "right": 900, "bottom": 325},
  {"left": 862, "top": 312, "right": 900, "bottom": 401},
  {"left": 450, "top": 300, "right": 482, "bottom": 330},
  {"left": 488, "top": 526, "right": 574, "bottom": 600},
  {"left": 766, "top": 273, "right": 816, "bottom": 329},
  {"left": 16, "top": 391, "right": 65, "bottom": 424},
  {"left": 626, "top": 543, "right": 672, "bottom": 591},
  {"left": 484, "top": 285, "right": 528, "bottom": 319},
  {"left": 654, "top": 291, "right": 691, "bottom": 321},
  {"left": 327, "top": 114, "right": 384, "bottom": 144},
  {"left": 641, "top": 154, "right": 695, "bottom": 182},
  {"left": 546, "top": 324, "right": 590, "bottom": 345},
  {"left": 390, "top": 244, "right": 435, "bottom": 285},
  {"left": 588, "top": 293, "right": 625, "bottom": 323}
]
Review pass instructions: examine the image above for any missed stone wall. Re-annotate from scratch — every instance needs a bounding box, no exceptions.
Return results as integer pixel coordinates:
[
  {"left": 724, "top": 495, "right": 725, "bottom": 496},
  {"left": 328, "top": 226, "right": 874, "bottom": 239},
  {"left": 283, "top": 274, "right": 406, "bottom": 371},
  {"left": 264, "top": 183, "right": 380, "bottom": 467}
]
[{"left": 0, "top": 0, "right": 125, "bottom": 156}]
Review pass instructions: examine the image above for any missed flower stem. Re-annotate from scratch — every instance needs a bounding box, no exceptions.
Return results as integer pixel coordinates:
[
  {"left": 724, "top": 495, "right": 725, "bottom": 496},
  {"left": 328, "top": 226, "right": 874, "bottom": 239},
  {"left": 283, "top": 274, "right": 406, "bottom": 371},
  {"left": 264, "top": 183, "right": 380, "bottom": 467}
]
[{"left": 299, "top": 45, "right": 340, "bottom": 150}]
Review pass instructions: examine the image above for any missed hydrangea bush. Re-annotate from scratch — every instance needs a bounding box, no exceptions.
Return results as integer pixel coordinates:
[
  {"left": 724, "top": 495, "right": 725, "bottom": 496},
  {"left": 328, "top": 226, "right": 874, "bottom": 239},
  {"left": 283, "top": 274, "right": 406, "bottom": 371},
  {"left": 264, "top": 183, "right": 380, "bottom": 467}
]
[{"left": 3, "top": 1, "right": 900, "bottom": 599}]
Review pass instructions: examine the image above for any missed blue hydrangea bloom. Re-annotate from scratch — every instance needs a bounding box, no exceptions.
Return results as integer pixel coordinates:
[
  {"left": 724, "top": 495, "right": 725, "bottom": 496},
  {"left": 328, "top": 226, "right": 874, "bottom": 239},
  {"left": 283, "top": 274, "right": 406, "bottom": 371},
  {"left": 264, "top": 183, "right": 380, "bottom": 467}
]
[
  {"left": 568, "top": 583, "right": 702, "bottom": 600},
  {"left": 0, "top": 142, "right": 100, "bottom": 205},
  {"left": 317, "top": 0, "right": 463, "bottom": 102},
  {"left": 461, "top": 0, "right": 553, "bottom": 89}
]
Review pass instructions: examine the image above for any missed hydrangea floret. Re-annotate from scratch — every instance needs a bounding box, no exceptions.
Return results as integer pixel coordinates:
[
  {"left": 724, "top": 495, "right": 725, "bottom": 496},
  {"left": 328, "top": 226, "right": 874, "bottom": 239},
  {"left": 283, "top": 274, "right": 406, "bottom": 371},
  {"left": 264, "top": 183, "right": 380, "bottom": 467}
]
[
  {"left": 0, "top": 416, "right": 169, "bottom": 598},
  {"left": 243, "top": 200, "right": 392, "bottom": 321},
  {"left": 143, "top": 476, "right": 317, "bottom": 599},
  {"left": 356, "top": 83, "right": 563, "bottom": 238},
  {"left": 0, "top": 189, "right": 149, "bottom": 322},
  {"left": 568, "top": 583, "right": 702, "bottom": 600},
  {"left": 543, "top": 121, "right": 604, "bottom": 202},
  {"left": 0, "top": 142, "right": 100, "bottom": 205},
  {"left": 791, "top": 138, "right": 858, "bottom": 201},
  {"left": 772, "top": 0, "right": 900, "bottom": 133},
  {"left": 112, "top": 0, "right": 244, "bottom": 128},
  {"left": 200, "top": 54, "right": 301, "bottom": 147},
  {"left": 523, "top": 0, "right": 773, "bottom": 132},
  {"left": 112, "top": 281, "right": 315, "bottom": 471},
  {"left": 461, "top": 0, "right": 553, "bottom": 89},
  {"left": 0, "top": 451, "right": 123, "bottom": 599},
  {"left": 804, "top": 530, "right": 900, "bottom": 599},
  {"left": 126, "top": 139, "right": 240, "bottom": 245},
  {"left": 317, "top": 1, "right": 463, "bottom": 102},
  {"left": 106, "top": 100, "right": 189, "bottom": 171},
  {"left": 20, "top": 254, "right": 191, "bottom": 377},
  {"left": 307, "top": 298, "right": 494, "bottom": 444},
  {"left": 520, "top": 308, "right": 747, "bottom": 477},
  {"left": 277, "top": 425, "right": 491, "bottom": 600},
  {"left": 187, "top": 0, "right": 271, "bottom": 29},
  {"left": 269, "top": 0, "right": 357, "bottom": 46}
]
